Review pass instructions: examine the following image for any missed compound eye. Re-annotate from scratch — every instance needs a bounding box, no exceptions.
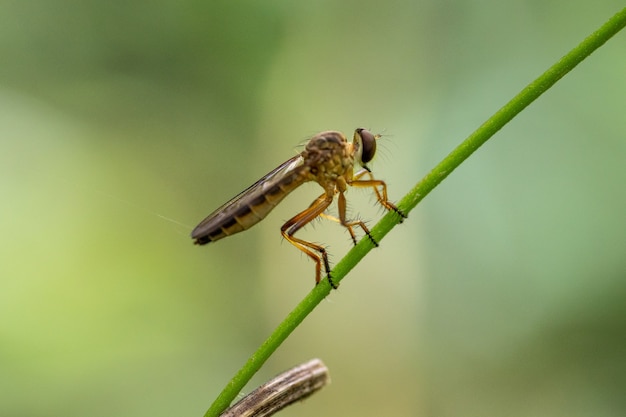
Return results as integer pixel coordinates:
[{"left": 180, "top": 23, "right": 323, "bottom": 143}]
[{"left": 358, "top": 128, "right": 377, "bottom": 164}]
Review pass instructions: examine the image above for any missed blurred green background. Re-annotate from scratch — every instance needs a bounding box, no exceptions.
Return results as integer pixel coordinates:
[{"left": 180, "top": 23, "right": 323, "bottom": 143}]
[{"left": 1, "top": 1, "right": 625, "bottom": 416}]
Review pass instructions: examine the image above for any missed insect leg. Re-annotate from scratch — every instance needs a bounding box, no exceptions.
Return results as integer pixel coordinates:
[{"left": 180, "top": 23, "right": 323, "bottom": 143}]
[
  {"left": 317, "top": 211, "right": 358, "bottom": 245},
  {"left": 349, "top": 172, "right": 407, "bottom": 220},
  {"left": 337, "top": 190, "right": 378, "bottom": 247},
  {"left": 281, "top": 193, "right": 336, "bottom": 288}
]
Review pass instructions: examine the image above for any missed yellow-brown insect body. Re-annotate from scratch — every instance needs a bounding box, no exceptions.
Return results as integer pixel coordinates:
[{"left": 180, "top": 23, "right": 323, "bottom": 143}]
[
  {"left": 300, "top": 131, "right": 355, "bottom": 197},
  {"left": 192, "top": 128, "right": 406, "bottom": 287},
  {"left": 192, "top": 131, "right": 354, "bottom": 245}
]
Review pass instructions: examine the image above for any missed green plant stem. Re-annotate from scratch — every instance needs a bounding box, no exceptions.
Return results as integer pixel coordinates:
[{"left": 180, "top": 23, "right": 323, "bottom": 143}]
[{"left": 204, "top": 8, "right": 626, "bottom": 417}]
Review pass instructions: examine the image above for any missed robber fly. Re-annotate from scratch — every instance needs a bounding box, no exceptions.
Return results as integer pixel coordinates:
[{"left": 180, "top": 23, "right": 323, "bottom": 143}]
[{"left": 191, "top": 128, "right": 406, "bottom": 288}]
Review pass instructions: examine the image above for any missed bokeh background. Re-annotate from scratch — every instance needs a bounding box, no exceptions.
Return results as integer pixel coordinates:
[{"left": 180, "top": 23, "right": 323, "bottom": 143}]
[{"left": 1, "top": 1, "right": 625, "bottom": 416}]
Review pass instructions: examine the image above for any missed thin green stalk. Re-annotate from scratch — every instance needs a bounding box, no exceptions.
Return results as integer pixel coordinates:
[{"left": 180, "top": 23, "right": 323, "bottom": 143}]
[{"left": 204, "top": 8, "right": 626, "bottom": 417}]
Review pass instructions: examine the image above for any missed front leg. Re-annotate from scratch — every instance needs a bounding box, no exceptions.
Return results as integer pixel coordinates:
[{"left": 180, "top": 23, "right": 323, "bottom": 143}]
[{"left": 349, "top": 170, "right": 407, "bottom": 220}]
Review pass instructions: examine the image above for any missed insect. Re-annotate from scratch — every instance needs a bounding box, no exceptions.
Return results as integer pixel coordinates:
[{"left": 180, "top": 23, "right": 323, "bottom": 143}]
[{"left": 191, "top": 128, "right": 406, "bottom": 288}]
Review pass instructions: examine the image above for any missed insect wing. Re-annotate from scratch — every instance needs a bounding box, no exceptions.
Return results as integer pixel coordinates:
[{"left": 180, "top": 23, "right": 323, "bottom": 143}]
[{"left": 191, "top": 155, "right": 305, "bottom": 239}]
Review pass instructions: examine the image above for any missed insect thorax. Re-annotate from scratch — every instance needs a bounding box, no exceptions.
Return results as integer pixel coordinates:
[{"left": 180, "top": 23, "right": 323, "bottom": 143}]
[{"left": 302, "top": 131, "right": 354, "bottom": 188}]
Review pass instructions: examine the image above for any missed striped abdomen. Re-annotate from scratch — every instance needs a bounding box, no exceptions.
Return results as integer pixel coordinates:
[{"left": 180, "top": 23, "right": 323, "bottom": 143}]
[{"left": 191, "top": 159, "right": 308, "bottom": 245}]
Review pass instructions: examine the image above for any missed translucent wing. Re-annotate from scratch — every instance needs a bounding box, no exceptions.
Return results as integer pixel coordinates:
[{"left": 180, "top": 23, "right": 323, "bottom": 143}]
[{"left": 191, "top": 154, "right": 306, "bottom": 244}]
